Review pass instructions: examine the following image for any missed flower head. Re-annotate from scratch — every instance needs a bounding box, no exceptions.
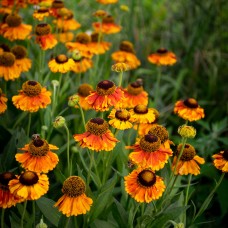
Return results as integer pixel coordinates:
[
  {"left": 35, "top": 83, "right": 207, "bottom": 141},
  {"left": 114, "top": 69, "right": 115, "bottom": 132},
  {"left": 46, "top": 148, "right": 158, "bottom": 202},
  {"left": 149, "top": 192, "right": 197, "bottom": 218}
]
[
  {"left": 54, "top": 176, "right": 93, "bottom": 217},
  {"left": 0, "top": 88, "right": 7, "bottom": 114},
  {"left": 172, "top": 143, "right": 205, "bottom": 175},
  {"left": 9, "top": 171, "right": 49, "bottom": 200},
  {"left": 12, "top": 80, "right": 51, "bottom": 112},
  {"left": 86, "top": 80, "right": 124, "bottom": 112},
  {"left": 148, "top": 48, "right": 177, "bottom": 66},
  {"left": 96, "top": 0, "right": 118, "bottom": 4},
  {"left": 111, "top": 62, "right": 130, "bottom": 72},
  {"left": 75, "top": 84, "right": 93, "bottom": 110},
  {"left": 178, "top": 125, "right": 196, "bottom": 138},
  {"left": 74, "top": 118, "right": 119, "bottom": 151},
  {"left": 33, "top": 8, "right": 50, "bottom": 21},
  {"left": 53, "top": 116, "right": 66, "bottom": 128},
  {"left": 124, "top": 167, "right": 165, "bottom": 203},
  {"left": 174, "top": 98, "right": 205, "bottom": 122},
  {"left": 15, "top": 135, "right": 59, "bottom": 173},
  {"left": 212, "top": 150, "right": 228, "bottom": 172}
]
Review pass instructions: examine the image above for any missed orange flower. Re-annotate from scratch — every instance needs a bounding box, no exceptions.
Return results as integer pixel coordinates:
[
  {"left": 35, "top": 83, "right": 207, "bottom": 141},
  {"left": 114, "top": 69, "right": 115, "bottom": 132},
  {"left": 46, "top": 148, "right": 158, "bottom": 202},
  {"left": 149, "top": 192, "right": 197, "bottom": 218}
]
[
  {"left": 11, "top": 45, "right": 32, "bottom": 72},
  {"left": 54, "top": 176, "right": 93, "bottom": 217},
  {"left": 48, "top": 54, "right": 75, "bottom": 73},
  {"left": 71, "top": 58, "right": 93, "bottom": 73},
  {"left": 88, "top": 32, "right": 111, "bottom": 55},
  {"left": 172, "top": 143, "right": 205, "bottom": 175},
  {"left": 15, "top": 135, "right": 59, "bottom": 173},
  {"left": 35, "top": 23, "right": 57, "bottom": 50},
  {"left": 0, "top": 172, "right": 23, "bottom": 208},
  {"left": 0, "top": 52, "right": 22, "bottom": 81},
  {"left": 124, "top": 167, "right": 165, "bottom": 203},
  {"left": 96, "top": 0, "right": 118, "bottom": 4},
  {"left": 12, "top": 80, "right": 51, "bottom": 112},
  {"left": 86, "top": 80, "right": 124, "bottom": 112},
  {"left": 122, "top": 80, "right": 148, "bottom": 108},
  {"left": 92, "top": 15, "right": 121, "bottom": 34},
  {"left": 76, "top": 83, "right": 93, "bottom": 110},
  {"left": 74, "top": 118, "right": 118, "bottom": 152},
  {"left": 66, "top": 32, "right": 93, "bottom": 58},
  {"left": 33, "top": 8, "right": 50, "bottom": 21},
  {"left": 108, "top": 109, "right": 132, "bottom": 130},
  {"left": 111, "top": 41, "right": 141, "bottom": 70},
  {"left": 212, "top": 150, "right": 228, "bottom": 172},
  {"left": 56, "top": 31, "right": 74, "bottom": 43},
  {"left": 174, "top": 98, "right": 205, "bottom": 122},
  {"left": 1, "top": 14, "right": 32, "bottom": 41},
  {"left": 148, "top": 48, "right": 177, "bottom": 66},
  {"left": 9, "top": 171, "right": 49, "bottom": 200},
  {"left": 127, "top": 134, "right": 173, "bottom": 170},
  {"left": 1, "top": 0, "right": 27, "bottom": 8},
  {"left": 0, "top": 88, "right": 7, "bottom": 114}
]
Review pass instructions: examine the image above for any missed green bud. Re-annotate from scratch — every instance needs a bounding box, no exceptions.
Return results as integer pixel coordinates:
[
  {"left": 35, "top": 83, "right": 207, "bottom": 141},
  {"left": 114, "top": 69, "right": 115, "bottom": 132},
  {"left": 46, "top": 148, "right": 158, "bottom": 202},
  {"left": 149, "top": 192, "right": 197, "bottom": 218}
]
[
  {"left": 68, "top": 94, "right": 79, "bottom": 107},
  {"left": 53, "top": 116, "right": 66, "bottom": 128},
  {"left": 178, "top": 125, "right": 196, "bottom": 138},
  {"left": 72, "top": 50, "right": 82, "bottom": 61},
  {"left": 36, "top": 218, "right": 48, "bottom": 228}
]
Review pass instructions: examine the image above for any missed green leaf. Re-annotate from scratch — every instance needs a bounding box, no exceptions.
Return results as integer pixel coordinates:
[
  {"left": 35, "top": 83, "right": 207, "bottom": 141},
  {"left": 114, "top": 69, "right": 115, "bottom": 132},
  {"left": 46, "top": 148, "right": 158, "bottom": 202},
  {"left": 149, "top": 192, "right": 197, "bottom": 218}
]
[
  {"left": 58, "top": 215, "right": 74, "bottom": 228},
  {"left": 91, "top": 219, "right": 118, "bottom": 228},
  {"left": 36, "top": 196, "right": 61, "bottom": 227}
]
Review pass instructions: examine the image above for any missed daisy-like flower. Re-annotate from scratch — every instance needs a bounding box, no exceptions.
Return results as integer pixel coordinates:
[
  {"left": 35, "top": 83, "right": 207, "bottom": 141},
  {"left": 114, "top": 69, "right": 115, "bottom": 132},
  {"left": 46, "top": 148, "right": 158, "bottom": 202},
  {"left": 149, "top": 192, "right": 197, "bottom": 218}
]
[
  {"left": 12, "top": 80, "right": 51, "bottom": 112},
  {"left": 172, "top": 143, "right": 205, "bottom": 175},
  {"left": 54, "top": 176, "right": 93, "bottom": 217},
  {"left": 111, "top": 41, "right": 141, "bottom": 70},
  {"left": 122, "top": 80, "right": 148, "bottom": 108},
  {"left": 86, "top": 80, "right": 124, "bottom": 112},
  {"left": 33, "top": 8, "right": 50, "bottom": 21},
  {"left": 1, "top": 14, "right": 32, "bottom": 41},
  {"left": 1, "top": 0, "right": 26, "bottom": 8},
  {"left": 49, "top": 0, "right": 64, "bottom": 17},
  {"left": 212, "top": 150, "right": 228, "bottom": 172},
  {"left": 0, "top": 172, "right": 23, "bottom": 208},
  {"left": 9, "top": 171, "right": 49, "bottom": 200},
  {"left": 96, "top": 0, "right": 118, "bottom": 4},
  {"left": 124, "top": 167, "right": 165, "bottom": 203},
  {"left": 48, "top": 54, "right": 75, "bottom": 73},
  {"left": 129, "top": 104, "right": 156, "bottom": 124},
  {"left": 148, "top": 48, "right": 177, "bottom": 66},
  {"left": 74, "top": 118, "right": 119, "bottom": 152},
  {"left": 127, "top": 134, "right": 173, "bottom": 170},
  {"left": 0, "top": 51, "right": 21, "bottom": 81},
  {"left": 35, "top": 23, "right": 58, "bottom": 50},
  {"left": 88, "top": 32, "right": 111, "bottom": 55},
  {"left": 66, "top": 32, "right": 93, "bottom": 58},
  {"left": 0, "top": 88, "right": 7, "bottom": 114},
  {"left": 11, "top": 45, "right": 32, "bottom": 72},
  {"left": 108, "top": 109, "right": 132, "bottom": 130},
  {"left": 76, "top": 83, "right": 93, "bottom": 110},
  {"left": 93, "top": 15, "right": 122, "bottom": 34},
  {"left": 174, "top": 98, "right": 205, "bottom": 122},
  {"left": 57, "top": 31, "right": 74, "bottom": 43},
  {"left": 15, "top": 135, "right": 59, "bottom": 173}
]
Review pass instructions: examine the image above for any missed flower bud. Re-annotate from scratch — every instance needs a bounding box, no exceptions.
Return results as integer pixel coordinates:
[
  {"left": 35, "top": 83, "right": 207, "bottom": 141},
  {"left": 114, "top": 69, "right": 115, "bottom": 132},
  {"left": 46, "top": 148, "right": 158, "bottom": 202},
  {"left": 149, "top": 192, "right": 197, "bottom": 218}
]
[
  {"left": 72, "top": 50, "right": 82, "bottom": 61},
  {"left": 53, "top": 116, "right": 66, "bottom": 128},
  {"left": 111, "top": 62, "right": 130, "bottom": 72},
  {"left": 120, "top": 5, "right": 129, "bottom": 12},
  {"left": 36, "top": 218, "right": 48, "bottom": 228},
  {"left": 51, "top": 80, "right": 59, "bottom": 87},
  {"left": 41, "top": 125, "right": 48, "bottom": 131},
  {"left": 174, "top": 223, "right": 185, "bottom": 228},
  {"left": 68, "top": 94, "right": 79, "bottom": 107},
  {"left": 178, "top": 125, "right": 196, "bottom": 138}
]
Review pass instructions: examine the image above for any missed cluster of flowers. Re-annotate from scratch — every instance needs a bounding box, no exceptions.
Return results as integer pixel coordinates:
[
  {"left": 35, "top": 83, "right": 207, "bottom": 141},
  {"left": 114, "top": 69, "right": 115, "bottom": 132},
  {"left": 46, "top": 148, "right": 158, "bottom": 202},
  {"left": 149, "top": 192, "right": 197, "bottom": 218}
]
[{"left": 0, "top": 0, "right": 227, "bottom": 223}]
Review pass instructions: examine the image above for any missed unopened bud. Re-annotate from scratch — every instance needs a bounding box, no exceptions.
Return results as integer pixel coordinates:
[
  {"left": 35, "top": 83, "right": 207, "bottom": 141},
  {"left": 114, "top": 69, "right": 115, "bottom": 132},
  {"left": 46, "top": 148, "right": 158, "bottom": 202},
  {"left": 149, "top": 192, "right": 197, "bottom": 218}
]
[
  {"left": 120, "top": 5, "right": 129, "bottom": 12},
  {"left": 178, "top": 125, "right": 196, "bottom": 138},
  {"left": 72, "top": 50, "right": 82, "bottom": 61},
  {"left": 53, "top": 116, "right": 66, "bottom": 128},
  {"left": 51, "top": 80, "right": 59, "bottom": 87},
  {"left": 36, "top": 218, "right": 48, "bottom": 228},
  {"left": 111, "top": 62, "right": 130, "bottom": 72},
  {"left": 68, "top": 94, "right": 79, "bottom": 107}
]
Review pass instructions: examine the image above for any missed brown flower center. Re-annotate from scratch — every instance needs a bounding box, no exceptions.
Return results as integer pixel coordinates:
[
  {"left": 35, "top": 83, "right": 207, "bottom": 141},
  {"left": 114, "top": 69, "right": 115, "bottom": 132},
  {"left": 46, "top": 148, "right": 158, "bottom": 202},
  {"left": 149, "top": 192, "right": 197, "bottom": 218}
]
[
  {"left": 120, "top": 41, "right": 135, "bottom": 53},
  {"left": 183, "top": 98, "right": 199, "bottom": 108},
  {"left": 115, "top": 109, "right": 130, "bottom": 121},
  {"left": 52, "top": 0, "right": 64, "bottom": 9},
  {"left": 55, "top": 54, "right": 68, "bottom": 64},
  {"left": 78, "top": 84, "right": 93, "bottom": 97},
  {"left": 139, "top": 134, "right": 161, "bottom": 152},
  {"left": 177, "top": 143, "right": 196, "bottom": 161},
  {"left": 62, "top": 176, "right": 85, "bottom": 197},
  {"left": 22, "top": 81, "right": 42, "bottom": 97},
  {"left": 75, "top": 33, "right": 91, "bottom": 44},
  {"left": 11, "top": 45, "right": 27, "bottom": 59},
  {"left": 6, "top": 14, "right": 22, "bottom": 27},
  {"left": 19, "top": 171, "right": 39, "bottom": 186},
  {"left": 222, "top": 150, "right": 228, "bottom": 161},
  {"left": 102, "top": 15, "right": 114, "bottom": 24},
  {"left": 137, "top": 170, "right": 156, "bottom": 187},
  {"left": 0, "top": 44, "right": 10, "bottom": 52},
  {"left": 134, "top": 104, "right": 148, "bottom": 114},
  {"left": 91, "top": 32, "right": 103, "bottom": 42},
  {"left": 35, "top": 23, "right": 51, "bottom": 36},
  {"left": 93, "top": 10, "right": 107, "bottom": 18},
  {"left": 28, "top": 138, "right": 49, "bottom": 157},
  {"left": 0, "top": 52, "right": 15, "bottom": 66},
  {"left": 37, "top": 8, "right": 49, "bottom": 14},
  {"left": 127, "top": 82, "right": 143, "bottom": 95},
  {"left": 148, "top": 125, "right": 169, "bottom": 144},
  {"left": 156, "top": 48, "right": 168, "bottom": 54},
  {"left": 0, "top": 172, "right": 16, "bottom": 190},
  {"left": 86, "top": 118, "right": 109, "bottom": 136},
  {"left": 96, "top": 80, "right": 116, "bottom": 96}
]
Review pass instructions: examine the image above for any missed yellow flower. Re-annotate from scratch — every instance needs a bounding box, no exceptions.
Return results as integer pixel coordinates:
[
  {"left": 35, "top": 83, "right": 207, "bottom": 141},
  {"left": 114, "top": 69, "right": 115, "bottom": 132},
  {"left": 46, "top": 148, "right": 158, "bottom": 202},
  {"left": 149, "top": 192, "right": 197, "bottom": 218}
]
[
  {"left": 0, "top": 88, "right": 7, "bottom": 114},
  {"left": 212, "top": 150, "right": 228, "bottom": 172}
]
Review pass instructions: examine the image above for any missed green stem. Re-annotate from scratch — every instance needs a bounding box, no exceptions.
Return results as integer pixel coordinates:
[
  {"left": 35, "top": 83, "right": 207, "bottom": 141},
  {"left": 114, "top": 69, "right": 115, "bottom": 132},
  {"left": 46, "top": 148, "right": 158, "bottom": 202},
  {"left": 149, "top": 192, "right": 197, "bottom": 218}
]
[
  {"left": 87, "top": 150, "right": 93, "bottom": 186},
  {"left": 21, "top": 200, "right": 27, "bottom": 228},
  {"left": 154, "top": 66, "right": 162, "bottom": 108},
  {"left": 1, "top": 209, "right": 5, "bottom": 228},
  {"left": 64, "top": 124, "right": 71, "bottom": 176},
  {"left": 57, "top": 73, "right": 63, "bottom": 99},
  {"left": 78, "top": 103, "right": 86, "bottom": 131},
  {"left": 129, "top": 203, "right": 140, "bottom": 228},
  {"left": 51, "top": 82, "right": 58, "bottom": 118},
  {"left": 118, "top": 71, "right": 124, "bottom": 87},
  {"left": 33, "top": 201, "right": 36, "bottom": 228},
  {"left": 193, "top": 172, "right": 225, "bottom": 223},
  {"left": 27, "top": 113, "right": 32, "bottom": 138}
]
